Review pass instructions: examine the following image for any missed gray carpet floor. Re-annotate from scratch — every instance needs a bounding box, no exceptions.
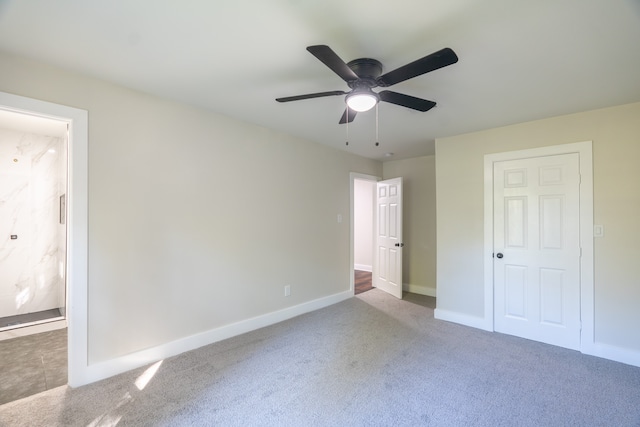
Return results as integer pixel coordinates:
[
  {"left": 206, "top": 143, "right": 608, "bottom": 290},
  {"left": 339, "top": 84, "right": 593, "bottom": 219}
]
[{"left": 1, "top": 289, "right": 639, "bottom": 426}]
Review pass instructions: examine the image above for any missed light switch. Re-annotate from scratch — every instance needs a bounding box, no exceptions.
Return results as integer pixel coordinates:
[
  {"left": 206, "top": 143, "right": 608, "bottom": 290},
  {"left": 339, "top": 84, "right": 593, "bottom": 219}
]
[
  {"left": 337, "top": 214, "right": 342, "bottom": 223},
  {"left": 594, "top": 225, "right": 604, "bottom": 238}
]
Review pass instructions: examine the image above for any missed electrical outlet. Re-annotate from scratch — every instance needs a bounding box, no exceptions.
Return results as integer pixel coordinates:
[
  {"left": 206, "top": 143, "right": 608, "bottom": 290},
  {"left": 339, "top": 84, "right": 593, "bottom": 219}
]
[{"left": 284, "top": 285, "right": 291, "bottom": 297}]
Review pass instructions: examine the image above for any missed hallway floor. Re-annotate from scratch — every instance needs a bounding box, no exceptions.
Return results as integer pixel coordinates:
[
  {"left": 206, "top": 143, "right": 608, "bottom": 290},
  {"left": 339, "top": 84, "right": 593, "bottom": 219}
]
[
  {"left": 354, "top": 270, "right": 373, "bottom": 294},
  {"left": 0, "top": 328, "right": 67, "bottom": 405}
]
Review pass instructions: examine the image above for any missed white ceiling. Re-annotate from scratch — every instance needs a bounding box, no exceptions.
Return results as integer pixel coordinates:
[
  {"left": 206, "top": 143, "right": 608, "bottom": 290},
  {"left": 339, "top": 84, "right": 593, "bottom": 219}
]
[{"left": 1, "top": 0, "right": 639, "bottom": 161}]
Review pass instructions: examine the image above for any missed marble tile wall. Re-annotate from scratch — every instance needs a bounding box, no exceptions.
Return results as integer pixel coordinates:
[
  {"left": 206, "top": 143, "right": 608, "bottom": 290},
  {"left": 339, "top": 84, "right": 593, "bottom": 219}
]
[{"left": 0, "top": 128, "right": 66, "bottom": 319}]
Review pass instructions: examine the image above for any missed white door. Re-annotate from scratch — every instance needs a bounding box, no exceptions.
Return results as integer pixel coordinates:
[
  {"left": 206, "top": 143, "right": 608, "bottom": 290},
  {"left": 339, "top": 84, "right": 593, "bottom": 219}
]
[
  {"left": 374, "top": 177, "right": 403, "bottom": 299},
  {"left": 493, "top": 153, "right": 581, "bottom": 350}
]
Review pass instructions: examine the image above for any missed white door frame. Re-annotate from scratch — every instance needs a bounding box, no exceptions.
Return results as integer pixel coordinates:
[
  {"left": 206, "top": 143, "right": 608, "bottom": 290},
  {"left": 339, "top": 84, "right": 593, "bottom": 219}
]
[
  {"left": 350, "top": 172, "right": 380, "bottom": 294},
  {"left": 0, "top": 91, "right": 88, "bottom": 387},
  {"left": 483, "top": 141, "right": 594, "bottom": 352}
]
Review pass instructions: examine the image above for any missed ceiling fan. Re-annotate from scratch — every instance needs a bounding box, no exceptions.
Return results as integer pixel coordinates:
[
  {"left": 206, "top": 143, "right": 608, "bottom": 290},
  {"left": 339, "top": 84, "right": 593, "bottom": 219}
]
[{"left": 276, "top": 45, "right": 458, "bottom": 124}]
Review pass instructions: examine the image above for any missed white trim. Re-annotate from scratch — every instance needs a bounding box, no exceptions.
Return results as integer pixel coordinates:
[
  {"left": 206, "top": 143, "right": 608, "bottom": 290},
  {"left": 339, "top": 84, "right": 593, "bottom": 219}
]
[
  {"left": 482, "top": 151, "right": 496, "bottom": 331},
  {"left": 80, "top": 290, "right": 353, "bottom": 384},
  {"left": 354, "top": 264, "right": 372, "bottom": 272},
  {"left": 349, "top": 172, "right": 381, "bottom": 295},
  {"left": 403, "top": 283, "right": 436, "bottom": 297},
  {"left": 0, "top": 91, "right": 89, "bottom": 387},
  {"left": 582, "top": 342, "right": 640, "bottom": 368},
  {"left": 434, "top": 308, "right": 492, "bottom": 331},
  {"left": 483, "top": 141, "right": 594, "bottom": 352}
]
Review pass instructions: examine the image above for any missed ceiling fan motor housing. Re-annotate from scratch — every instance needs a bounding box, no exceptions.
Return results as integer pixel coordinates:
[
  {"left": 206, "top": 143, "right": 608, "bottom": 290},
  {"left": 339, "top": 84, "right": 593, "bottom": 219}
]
[{"left": 346, "top": 58, "right": 383, "bottom": 88}]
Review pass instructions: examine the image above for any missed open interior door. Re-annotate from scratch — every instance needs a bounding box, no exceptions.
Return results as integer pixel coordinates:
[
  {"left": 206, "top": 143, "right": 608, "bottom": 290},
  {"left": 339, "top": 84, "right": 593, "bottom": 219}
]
[{"left": 373, "top": 177, "right": 403, "bottom": 299}]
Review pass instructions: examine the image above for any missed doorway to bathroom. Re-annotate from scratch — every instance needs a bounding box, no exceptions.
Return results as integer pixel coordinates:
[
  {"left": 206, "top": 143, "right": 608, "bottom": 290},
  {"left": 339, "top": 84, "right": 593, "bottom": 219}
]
[
  {"left": 0, "top": 107, "right": 71, "bottom": 404},
  {"left": 0, "top": 109, "right": 69, "bottom": 335},
  {"left": 0, "top": 91, "right": 88, "bottom": 390}
]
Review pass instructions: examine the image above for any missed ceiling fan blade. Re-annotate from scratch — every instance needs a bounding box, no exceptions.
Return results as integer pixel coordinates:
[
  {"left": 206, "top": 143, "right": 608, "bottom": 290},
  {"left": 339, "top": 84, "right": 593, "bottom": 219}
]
[
  {"left": 276, "top": 90, "right": 347, "bottom": 103},
  {"left": 379, "top": 90, "right": 436, "bottom": 112},
  {"left": 339, "top": 107, "right": 358, "bottom": 124},
  {"left": 377, "top": 48, "right": 458, "bottom": 87},
  {"left": 307, "top": 45, "right": 359, "bottom": 83}
]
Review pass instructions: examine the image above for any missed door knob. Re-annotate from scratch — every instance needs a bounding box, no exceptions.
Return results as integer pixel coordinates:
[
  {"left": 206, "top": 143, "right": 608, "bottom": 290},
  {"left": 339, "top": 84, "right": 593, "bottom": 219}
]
[
  {"left": 496, "top": 253, "right": 504, "bottom": 259},
  {"left": 395, "top": 243, "right": 405, "bottom": 247}
]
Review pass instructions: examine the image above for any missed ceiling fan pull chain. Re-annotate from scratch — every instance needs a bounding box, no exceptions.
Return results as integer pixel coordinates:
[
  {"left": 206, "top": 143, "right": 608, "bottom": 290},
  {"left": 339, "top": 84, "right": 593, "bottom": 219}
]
[
  {"left": 346, "top": 108, "right": 349, "bottom": 146},
  {"left": 375, "top": 103, "right": 380, "bottom": 147}
]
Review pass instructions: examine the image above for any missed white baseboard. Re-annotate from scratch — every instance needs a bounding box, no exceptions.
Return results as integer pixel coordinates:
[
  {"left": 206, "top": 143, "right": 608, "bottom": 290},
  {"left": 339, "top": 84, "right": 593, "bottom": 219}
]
[
  {"left": 354, "top": 264, "right": 372, "bottom": 272},
  {"left": 80, "top": 290, "right": 353, "bottom": 386},
  {"left": 403, "top": 283, "right": 436, "bottom": 297},
  {"left": 435, "top": 309, "right": 640, "bottom": 369},
  {"left": 581, "top": 341, "right": 640, "bottom": 368},
  {"left": 434, "top": 308, "right": 493, "bottom": 331}
]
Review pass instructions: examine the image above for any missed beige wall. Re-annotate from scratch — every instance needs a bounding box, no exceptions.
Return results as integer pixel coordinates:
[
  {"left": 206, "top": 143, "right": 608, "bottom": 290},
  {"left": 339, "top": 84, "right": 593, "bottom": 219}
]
[
  {"left": 384, "top": 155, "right": 437, "bottom": 295},
  {"left": 0, "top": 51, "right": 382, "bottom": 364},
  {"left": 435, "top": 102, "right": 640, "bottom": 353}
]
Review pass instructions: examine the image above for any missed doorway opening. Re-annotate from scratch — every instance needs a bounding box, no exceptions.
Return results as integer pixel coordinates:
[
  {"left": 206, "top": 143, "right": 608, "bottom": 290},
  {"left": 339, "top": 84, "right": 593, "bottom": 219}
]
[
  {"left": 0, "top": 109, "right": 70, "bottom": 404},
  {"left": 0, "top": 91, "right": 88, "bottom": 392},
  {"left": 0, "top": 110, "right": 68, "bottom": 335},
  {"left": 350, "top": 173, "right": 405, "bottom": 299},
  {"left": 350, "top": 173, "right": 378, "bottom": 295}
]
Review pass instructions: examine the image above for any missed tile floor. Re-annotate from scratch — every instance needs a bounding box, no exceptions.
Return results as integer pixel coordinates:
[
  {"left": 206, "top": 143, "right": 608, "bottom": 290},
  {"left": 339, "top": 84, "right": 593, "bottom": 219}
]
[{"left": 0, "top": 328, "right": 67, "bottom": 405}]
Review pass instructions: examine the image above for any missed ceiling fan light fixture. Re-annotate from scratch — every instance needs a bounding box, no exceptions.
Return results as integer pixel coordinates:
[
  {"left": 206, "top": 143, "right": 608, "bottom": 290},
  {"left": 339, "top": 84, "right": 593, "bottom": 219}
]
[{"left": 346, "top": 90, "right": 379, "bottom": 112}]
